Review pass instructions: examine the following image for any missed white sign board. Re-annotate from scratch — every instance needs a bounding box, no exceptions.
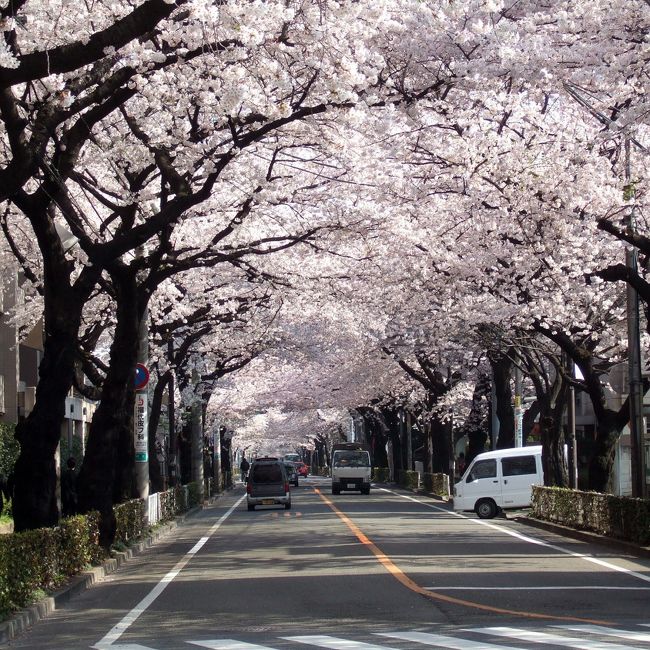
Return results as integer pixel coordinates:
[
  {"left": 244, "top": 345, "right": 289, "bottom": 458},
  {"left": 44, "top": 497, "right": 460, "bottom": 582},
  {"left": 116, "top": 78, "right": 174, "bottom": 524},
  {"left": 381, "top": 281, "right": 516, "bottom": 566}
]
[{"left": 134, "top": 391, "right": 148, "bottom": 462}]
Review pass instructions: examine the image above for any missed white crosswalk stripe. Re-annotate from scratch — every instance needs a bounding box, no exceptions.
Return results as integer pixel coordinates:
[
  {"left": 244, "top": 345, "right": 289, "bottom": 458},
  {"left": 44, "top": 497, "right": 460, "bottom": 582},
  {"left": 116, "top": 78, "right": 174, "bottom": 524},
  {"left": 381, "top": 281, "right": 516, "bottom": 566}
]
[
  {"left": 188, "top": 641, "right": 278, "bottom": 650},
  {"left": 281, "top": 635, "right": 398, "bottom": 650},
  {"left": 376, "top": 630, "right": 527, "bottom": 649},
  {"left": 182, "top": 624, "right": 650, "bottom": 650},
  {"left": 471, "top": 626, "right": 650, "bottom": 650},
  {"left": 556, "top": 626, "right": 650, "bottom": 644}
]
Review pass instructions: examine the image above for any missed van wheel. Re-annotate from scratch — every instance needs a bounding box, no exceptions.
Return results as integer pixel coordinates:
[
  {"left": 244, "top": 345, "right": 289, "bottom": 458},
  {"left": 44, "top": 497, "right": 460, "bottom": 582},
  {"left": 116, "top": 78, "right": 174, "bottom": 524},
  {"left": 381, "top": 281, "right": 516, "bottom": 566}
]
[
  {"left": 361, "top": 486, "right": 370, "bottom": 495},
  {"left": 475, "top": 499, "right": 498, "bottom": 519},
  {"left": 247, "top": 504, "right": 255, "bottom": 511},
  {"left": 285, "top": 502, "right": 291, "bottom": 510},
  {"left": 332, "top": 484, "right": 340, "bottom": 495}
]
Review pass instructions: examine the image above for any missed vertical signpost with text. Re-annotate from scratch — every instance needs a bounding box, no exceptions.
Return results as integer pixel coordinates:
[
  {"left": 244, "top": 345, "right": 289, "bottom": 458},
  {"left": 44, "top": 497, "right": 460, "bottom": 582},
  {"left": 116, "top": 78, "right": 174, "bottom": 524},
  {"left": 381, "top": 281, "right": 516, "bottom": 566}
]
[{"left": 135, "top": 363, "right": 150, "bottom": 466}]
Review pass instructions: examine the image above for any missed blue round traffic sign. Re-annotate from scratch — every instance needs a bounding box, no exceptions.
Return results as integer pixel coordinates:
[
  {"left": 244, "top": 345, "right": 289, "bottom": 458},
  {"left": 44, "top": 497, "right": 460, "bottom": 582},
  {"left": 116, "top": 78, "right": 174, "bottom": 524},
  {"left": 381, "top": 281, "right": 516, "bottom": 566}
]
[{"left": 135, "top": 363, "right": 150, "bottom": 390}]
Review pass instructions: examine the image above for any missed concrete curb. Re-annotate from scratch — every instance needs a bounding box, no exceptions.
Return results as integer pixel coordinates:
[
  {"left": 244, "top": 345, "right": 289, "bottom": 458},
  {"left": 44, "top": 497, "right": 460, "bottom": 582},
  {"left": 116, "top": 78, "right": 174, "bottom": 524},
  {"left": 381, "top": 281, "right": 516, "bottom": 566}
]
[
  {"left": 512, "top": 514, "right": 650, "bottom": 559},
  {"left": 0, "top": 496, "right": 223, "bottom": 645}
]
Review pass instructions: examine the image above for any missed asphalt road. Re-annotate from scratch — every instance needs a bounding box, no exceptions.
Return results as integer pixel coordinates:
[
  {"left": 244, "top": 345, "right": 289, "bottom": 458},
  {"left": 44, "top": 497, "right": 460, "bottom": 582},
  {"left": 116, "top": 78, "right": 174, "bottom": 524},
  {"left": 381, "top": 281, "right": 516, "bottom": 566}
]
[{"left": 4, "top": 476, "right": 650, "bottom": 650}]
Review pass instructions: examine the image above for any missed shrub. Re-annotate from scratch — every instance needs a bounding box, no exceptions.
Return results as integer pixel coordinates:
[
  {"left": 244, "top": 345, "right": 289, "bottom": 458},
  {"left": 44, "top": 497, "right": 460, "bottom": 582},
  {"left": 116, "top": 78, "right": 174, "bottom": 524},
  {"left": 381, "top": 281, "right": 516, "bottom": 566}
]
[
  {"left": 422, "top": 472, "right": 450, "bottom": 496},
  {"left": 0, "top": 512, "right": 102, "bottom": 619},
  {"left": 114, "top": 499, "right": 147, "bottom": 546},
  {"left": 396, "top": 469, "right": 419, "bottom": 490},
  {"left": 532, "top": 486, "right": 650, "bottom": 546},
  {"left": 373, "top": 467, "right": 390, "bottom": 482}
]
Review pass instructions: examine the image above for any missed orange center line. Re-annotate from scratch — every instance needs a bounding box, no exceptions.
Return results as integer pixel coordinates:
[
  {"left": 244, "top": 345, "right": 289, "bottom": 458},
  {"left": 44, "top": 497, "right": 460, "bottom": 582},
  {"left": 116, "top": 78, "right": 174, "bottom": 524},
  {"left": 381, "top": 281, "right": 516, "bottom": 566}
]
[{"left": 314, "top": 487, "right": 612, "bottom": 625}]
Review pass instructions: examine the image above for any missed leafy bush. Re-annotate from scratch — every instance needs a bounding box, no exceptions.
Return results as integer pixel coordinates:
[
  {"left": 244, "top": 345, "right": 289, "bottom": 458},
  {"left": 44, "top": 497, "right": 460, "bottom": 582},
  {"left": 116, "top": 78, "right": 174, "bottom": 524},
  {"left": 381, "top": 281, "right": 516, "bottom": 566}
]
[
  {"left": 0, "top": 513, "right": 102, "bottom": 619},
  {"left": 373, "top": 467, "right": 390, "bottom": 482},
  {"left": 532, "top": 486, "right": 650, "bottom": 546},
  {"left": 114, "top": 499, "right": 147, "bottom": 546},
  {"left": 187, "top": 481, "right": 202, "bottom": 508},
  {"left": 0, "top": 482, "right": 202, "bottom": 621},
  {"left": 396, "top": 470, "right": 419, "bottom": 490},
  {"left": 0, "top": 424, "right": 18, "bottom": 480},
  {"left": 422, "top": 472, "right": 450, "bottom": 496}
]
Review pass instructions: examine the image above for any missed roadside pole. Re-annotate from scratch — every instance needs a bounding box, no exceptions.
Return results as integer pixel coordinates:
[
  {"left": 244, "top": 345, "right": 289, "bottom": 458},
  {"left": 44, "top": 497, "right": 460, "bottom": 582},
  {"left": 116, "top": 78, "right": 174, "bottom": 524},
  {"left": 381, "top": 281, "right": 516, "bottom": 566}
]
[
  {"left": 625, "top": 137, "right": 647, "bottom": 498},
  {"left": 514, "top": 364, "right": 523, "bottom": 447},
  {"left": 135, "top": 321, "right": 150, "bottom": 503}
]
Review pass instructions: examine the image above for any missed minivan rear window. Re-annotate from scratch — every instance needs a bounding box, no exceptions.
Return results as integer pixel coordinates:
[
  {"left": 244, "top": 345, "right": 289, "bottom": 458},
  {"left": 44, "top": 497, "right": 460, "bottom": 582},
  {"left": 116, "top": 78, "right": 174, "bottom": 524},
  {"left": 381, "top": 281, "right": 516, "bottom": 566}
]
[
  {"left": 252, "top": 464, "right": 283, "bottom": 483},
  {"left": 502, "top": 455, "right": 537, "bottom": 476}
]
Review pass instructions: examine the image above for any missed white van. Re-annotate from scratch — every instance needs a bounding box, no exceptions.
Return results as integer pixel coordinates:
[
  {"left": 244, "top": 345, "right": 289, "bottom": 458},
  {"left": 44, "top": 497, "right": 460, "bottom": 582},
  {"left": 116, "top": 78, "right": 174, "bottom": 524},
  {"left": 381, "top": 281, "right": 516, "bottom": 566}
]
[{"left": 453, "top": 445, "right": 543, "bottom": 519}]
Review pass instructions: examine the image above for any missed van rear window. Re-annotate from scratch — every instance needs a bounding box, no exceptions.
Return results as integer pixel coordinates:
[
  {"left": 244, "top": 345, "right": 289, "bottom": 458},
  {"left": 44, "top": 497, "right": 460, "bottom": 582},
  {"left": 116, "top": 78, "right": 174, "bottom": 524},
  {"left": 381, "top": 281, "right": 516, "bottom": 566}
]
[
  {"left": 252, "top": 464, "right": 282, "bottom": 483},
  {"left": 502, "top": 456, "right": 537, "bottom": 476}
]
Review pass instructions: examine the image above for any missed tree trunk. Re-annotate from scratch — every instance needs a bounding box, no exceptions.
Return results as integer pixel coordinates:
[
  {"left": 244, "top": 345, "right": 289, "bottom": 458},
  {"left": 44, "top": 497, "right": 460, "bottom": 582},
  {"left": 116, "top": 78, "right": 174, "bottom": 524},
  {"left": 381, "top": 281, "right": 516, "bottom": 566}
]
[
  {"left": 11, "top": 196, "right": 97, "bottom": 531},
  {"left": 588, "top": 414, "right": 622, "bottom": 492},
  {"left": 77, "top": 269, "right": 141, "bottom": 548},
  {"left": 13, "top": 323, "right": 80, "bottom": 530},
  {"left": 539, "top": 413, "right": 569, "bottom": 487},
  {"left": 430, "top": 415, "right": 449, "bottom": 474},
  {"left": 148, "top": 371, "right": 170, "bottom": 493},
  {"left": 490, "top": 353, "right": 515, "bottom": 449}
]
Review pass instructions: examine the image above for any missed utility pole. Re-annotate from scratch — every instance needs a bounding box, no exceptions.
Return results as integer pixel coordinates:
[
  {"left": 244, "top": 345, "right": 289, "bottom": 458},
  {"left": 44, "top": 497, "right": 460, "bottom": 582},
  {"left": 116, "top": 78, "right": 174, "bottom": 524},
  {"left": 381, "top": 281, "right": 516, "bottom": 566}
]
[
  {"left": 565, "top": 355, "right": 578, "bottom": 489},
  {"left": 625, "top": 137, "right": 647, "bottom": 498},
  {"left": 563, "top": 83, "right": 648, "bottom": 496},
  {"left": 514, "top": 363, "right": 523, "bottom": 447},
  {"left": 135, "top": 299, "right": 150, "bottom": 503},
  {"left": 167, "top": 338, "right": 177, "bottom": 486}
]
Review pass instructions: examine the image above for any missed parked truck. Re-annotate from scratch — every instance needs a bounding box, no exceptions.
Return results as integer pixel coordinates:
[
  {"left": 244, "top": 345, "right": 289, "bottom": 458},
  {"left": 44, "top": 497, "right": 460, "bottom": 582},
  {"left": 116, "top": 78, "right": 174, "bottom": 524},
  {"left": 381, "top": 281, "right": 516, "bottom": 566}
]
[{"left": 331, "top": 442, "right": 372, "bottom": 495}]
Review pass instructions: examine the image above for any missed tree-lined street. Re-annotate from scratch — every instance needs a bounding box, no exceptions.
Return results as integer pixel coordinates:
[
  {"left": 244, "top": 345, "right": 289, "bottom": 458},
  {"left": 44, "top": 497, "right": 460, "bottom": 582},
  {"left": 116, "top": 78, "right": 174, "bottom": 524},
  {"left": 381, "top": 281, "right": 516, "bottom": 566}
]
[{"left": 5, "top": 480, "right": 650, "bottom": 650}]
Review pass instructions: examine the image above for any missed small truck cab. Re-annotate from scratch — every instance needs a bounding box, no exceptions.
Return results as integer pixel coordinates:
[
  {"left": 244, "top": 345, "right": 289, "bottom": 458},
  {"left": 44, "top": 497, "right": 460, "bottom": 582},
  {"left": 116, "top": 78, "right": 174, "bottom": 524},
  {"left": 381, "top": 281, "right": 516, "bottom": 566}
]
[{"left": 331, "top": 442, "right": 372, "bottom": 495}]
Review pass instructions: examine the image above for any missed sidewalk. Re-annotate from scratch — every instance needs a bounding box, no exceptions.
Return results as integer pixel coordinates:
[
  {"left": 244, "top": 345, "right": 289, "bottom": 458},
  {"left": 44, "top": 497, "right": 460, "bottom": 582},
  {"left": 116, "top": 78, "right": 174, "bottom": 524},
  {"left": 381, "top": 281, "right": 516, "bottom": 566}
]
[{"left": 0, "top": 495, "right": 222, "bottom": 645}]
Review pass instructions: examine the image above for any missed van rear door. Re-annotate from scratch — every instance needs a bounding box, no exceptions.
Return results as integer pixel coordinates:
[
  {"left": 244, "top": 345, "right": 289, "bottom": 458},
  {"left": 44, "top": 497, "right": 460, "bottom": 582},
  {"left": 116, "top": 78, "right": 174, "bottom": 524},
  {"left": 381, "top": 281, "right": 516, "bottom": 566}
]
[{"left": 500, "top": 453, "right": 539, "bottom": 507}]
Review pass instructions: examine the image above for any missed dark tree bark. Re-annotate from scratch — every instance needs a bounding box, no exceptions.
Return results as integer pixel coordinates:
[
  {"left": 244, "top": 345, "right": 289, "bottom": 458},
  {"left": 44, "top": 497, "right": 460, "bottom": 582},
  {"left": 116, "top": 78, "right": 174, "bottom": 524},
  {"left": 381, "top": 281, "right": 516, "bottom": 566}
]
[
  {"left": 489, "top": 352, "right": 515, "bottom": 449},
  {"left": 148, "top": 370, "right": 171, "bottom": 493},
  {"left": 533, "top": 322, "right": 631, "bottom": 492},
  {"left": 11, "top": 195, "right": 98, "bottom": 532},
  {"left": 76, "top": 267, "right": 142, "bottom": 548}
]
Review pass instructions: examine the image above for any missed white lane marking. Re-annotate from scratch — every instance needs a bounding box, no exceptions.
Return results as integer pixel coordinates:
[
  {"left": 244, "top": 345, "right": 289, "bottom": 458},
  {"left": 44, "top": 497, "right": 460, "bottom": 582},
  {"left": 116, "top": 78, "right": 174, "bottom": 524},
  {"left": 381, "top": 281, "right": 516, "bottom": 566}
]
[
  {"left": 380, "top": 488, "right": 650, "bottom": 584},
  {"left": 425, "top": 586, "right": 650, "bottom": 591},
  {"left": 92, "top": 495, "right": 246, "bottom": 650},
  {"left": 471, "top": 626, "right": 649, "bottom": 650},
  {"left": 556, "top": 626, "right": 650, "bottom": 643},
  {"left": 283, "top": 635, "right": 398, "bottom": 650},
  {"left": 95, "top": 645, "right": 156, "bottom": 650},
  {"left": 188, "top": 641, "right": 278, "bottom": 650},
  {"left": 377, "top": 630, "right": 525, "bottom": 649}
]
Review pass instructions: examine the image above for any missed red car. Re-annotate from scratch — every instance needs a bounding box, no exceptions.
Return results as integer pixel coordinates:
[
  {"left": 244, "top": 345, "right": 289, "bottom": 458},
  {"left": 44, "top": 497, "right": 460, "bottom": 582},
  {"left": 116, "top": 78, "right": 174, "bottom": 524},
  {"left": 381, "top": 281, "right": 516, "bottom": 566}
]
[{"left": 295, "top": 462, "right": 309, "bottom": 477}]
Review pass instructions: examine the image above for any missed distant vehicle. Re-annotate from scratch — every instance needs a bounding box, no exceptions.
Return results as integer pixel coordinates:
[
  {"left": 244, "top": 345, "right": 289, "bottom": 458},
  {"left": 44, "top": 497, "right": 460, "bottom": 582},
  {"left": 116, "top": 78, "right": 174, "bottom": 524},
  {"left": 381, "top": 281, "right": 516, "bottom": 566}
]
[
  {"left": 284, "top": 461, "right": 299, "bottom": 487},
  {"left": 283, "top": 453, "right": 301, "bottom": 463},
  {"left": 295, "top": 462, "right": 309, "bottom": 477},
  {"left": 452, "top": 445, "right": 543, "bottom": 519},
  {"left": 246, "top": 457, "right": 291, "bottom": 511},
  {"left": 331, "top": 442, "right": 372, "bottom": 495}
]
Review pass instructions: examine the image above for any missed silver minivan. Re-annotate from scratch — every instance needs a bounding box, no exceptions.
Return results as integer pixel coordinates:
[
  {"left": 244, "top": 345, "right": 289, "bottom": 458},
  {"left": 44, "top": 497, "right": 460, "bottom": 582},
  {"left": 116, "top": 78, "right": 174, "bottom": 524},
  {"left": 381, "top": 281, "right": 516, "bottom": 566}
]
[{"left": 246, "top": 457, "right": 291, "bottom": 511}]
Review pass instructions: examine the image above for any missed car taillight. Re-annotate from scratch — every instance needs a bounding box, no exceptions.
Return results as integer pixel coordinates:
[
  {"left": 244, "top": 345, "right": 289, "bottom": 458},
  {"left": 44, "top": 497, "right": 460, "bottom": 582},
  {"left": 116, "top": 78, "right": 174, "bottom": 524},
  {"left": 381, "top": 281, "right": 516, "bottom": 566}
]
[
  {"left": 284, "top": 482, "right": 289, "bottom": 492},
  {"left": 246, "top": 483, "right": 251, "bottom": 494}
]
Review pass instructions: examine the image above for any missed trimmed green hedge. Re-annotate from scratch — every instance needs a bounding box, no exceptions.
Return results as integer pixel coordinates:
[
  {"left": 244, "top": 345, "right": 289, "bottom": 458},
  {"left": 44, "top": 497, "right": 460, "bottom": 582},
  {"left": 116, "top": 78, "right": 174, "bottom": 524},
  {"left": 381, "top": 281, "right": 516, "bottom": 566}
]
[
  {"left": 372, "top": 467, "right": 390, "bottom": 482},
  {"left": 0, "top": 513, "right": 102, "bottom": 619},
  {"left": 396, "top": 469, "right": 419, "bottom": 490},
  {"left": 422, "top": 472, "right": 450, "bottom": 497},
  {"left": 0, "top": 481, "right": 206, "bottom": 621},
  {"left": 532, "top": 486, "right": 650, "bottom": 546}
]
